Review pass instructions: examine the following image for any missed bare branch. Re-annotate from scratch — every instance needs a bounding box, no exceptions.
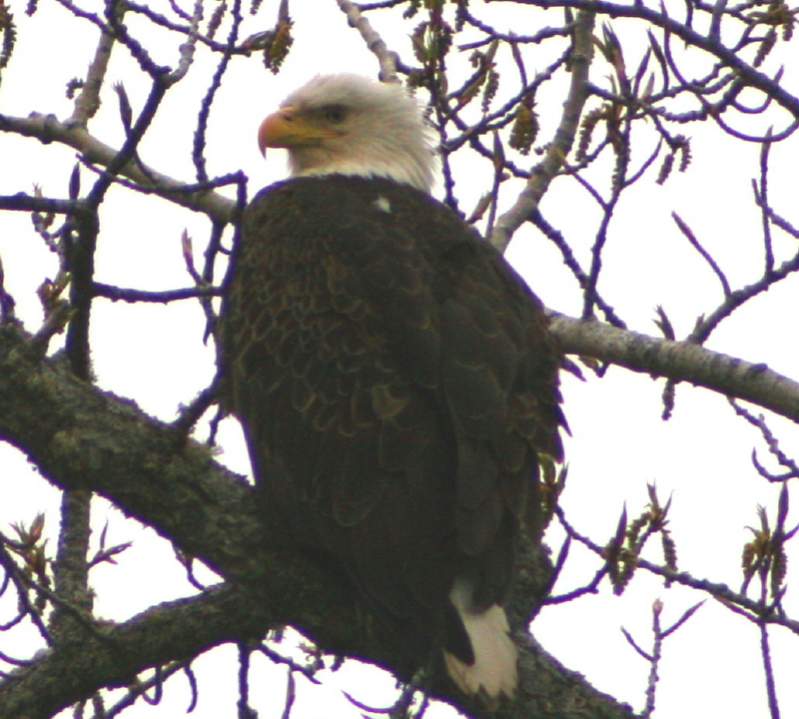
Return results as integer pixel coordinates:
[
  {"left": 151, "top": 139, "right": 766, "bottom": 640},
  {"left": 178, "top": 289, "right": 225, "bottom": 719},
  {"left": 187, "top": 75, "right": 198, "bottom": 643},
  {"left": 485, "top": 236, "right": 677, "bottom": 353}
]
[
  {"left": 168, "top": 0, "right": 203, "bottom": 85},
  {"left": 688, "top": 247, "right": 799, "bottom": 344},
  {"left": 49, "top": 490, "right": 93, "bottom": 640},
  {"left": 68, "top": 10, "right": 122, "bottom": 126},
  {"left": 192, "top": 1, "right": 243, "bottom": 182},
  {"left": 556, "top": 505, "right": 799, "bottom": 636},
  {"left": 491, "top": 10, "right": 595, "bottom": 251},
  {"left": 761, "top": 620, "right": 781, "bottom": 719},
  {"left": 549, "top": 314, "right": 799, "bottom": 424},
  {"left": 671, "top": 211, "right": 732, "bottom": 298},
  {"left": 0, "top": 113, "right": 235, "bottom": 222},
  {"left": 0, "top": 194, "right": 85, "bottom": 215},
  {"left": 729, "top": 399, "right": 799, "bottom": 481},
  {"left": 92, "top": 282, "right": 222, "bottom": 304},
  {"left": 335, "top": 0, "right": 399, "bottom": 82},
  {"left": 532, "top": 210, "right": 627, "bottom": 328},
  {"left": 548, "top": 0, "right": 799, "bottom": 119}
]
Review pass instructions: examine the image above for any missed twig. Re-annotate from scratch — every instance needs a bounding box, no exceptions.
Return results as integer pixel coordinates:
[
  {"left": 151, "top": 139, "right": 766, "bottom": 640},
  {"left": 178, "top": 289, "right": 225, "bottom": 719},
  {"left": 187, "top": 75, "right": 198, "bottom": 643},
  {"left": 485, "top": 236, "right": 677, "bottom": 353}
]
[
  {"left": 192, "top": 0, "right": 242, "bottom": 182},
  {"left": 459, "top": 9, "right": 571, "bottom": 48},
  {"left": 237, "top": 642, "right": 255, "bottom": 718},
  {"left": 103, "top": 0, "right": 169, "bottom": 78},
  {"left": 0, "top": 541, "right": 52, "bottom": 645},
  {"left": 199, "top": 221, "right": 227, "bottom": 342},
  {"left": 671, "top": 211, "right": 731, "bottom": 297},
  {"left": 86, "top": 78, "right": 168, "bottom": 207},
  {"left": 0, "top": 649, "right": 32, "bottom": 667},
  {"left": 102, "top": 662, "right": 191, "bottom": 719},
  {"left": 125, "top": 1, "right": 248, "bottom": 54},
  {"left": 729, "top": 399, "right": 799, "bottom": 481},
  {"left": 760, "top": 620, "right": 781, "bottom": 719},
  {"left": 544, "top": 565, "right": 608, "bottom": 605},
  {"left": 555, "top": 506, "right": 799, "bottom": 636},
  {"left": 443, "top": 49, "right": 569, "bottom": 155},
  {"left": 756, "top": 132, "right": 775, "bottom": 274},
  {"left": 172, "top": 548, "right": 208, "bottom": 592},
  {"left": 757, "top": 548, "right": 783, "bottom": 719},
  {"left": 281, "top": 667, "right": 296, "bottom": 719},
  {"left": 637, "top": 600, "right": 705, "bottom": 717},
  {"left": 184, "top": 663, "right": 199, "bottom": 712},
  {"left": 29, "top": 301, "right": 73, "bottom": 356},
  {"left": 688, "top": 247, "right": 799, "bottom": 344},
  {"left": 256, "top": 643, "right": 323, "bottom": 685},
  {"left": 168, "top": 0, "right": 203, "bottom": 85},
  {"left": 92, "top": 282, "right": 222, "bottom": 304},
  {"left": 0, "top": 194, "right": 86, "bottom": 215},
  {"left": 171, "top": 376, "right": 221, "bottom": 440},
  {"left": 582, "top": 194, "right": 620, "bottom": 320},
  {"left": 99, "top": 661, "right": 191, "bottom": 718},
  {"left": 753, "top": 194, "right": 799, "bottom": 240},
  {"left": 554, "top": 0, "right": 799, "bottom": 118}
]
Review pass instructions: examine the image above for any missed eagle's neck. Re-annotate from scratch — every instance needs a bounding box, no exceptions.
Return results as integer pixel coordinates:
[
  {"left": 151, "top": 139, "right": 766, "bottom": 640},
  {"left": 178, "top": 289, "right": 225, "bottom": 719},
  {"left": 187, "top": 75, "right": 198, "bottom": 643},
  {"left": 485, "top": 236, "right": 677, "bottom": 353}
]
[
  {"left": 290, "top": 158, "right": 432, "bottom": 192},
  {"left": 286, "top": 129, "right": 435, "bottom": 193}
]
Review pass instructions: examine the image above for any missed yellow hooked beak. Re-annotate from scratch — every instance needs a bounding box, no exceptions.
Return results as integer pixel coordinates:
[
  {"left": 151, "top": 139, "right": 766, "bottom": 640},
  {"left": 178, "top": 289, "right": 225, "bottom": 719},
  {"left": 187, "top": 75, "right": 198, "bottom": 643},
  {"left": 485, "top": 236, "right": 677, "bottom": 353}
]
[{"left": 257, "top": 106, "right": 337, "bottom": 156}]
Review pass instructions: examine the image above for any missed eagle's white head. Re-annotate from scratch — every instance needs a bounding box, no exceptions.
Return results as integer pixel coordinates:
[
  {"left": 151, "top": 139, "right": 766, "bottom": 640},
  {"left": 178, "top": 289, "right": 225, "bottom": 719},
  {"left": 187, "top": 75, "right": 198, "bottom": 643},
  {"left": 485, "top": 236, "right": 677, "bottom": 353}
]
[{"left": 257, "top": 74, "right": 436, "bottom": 193}]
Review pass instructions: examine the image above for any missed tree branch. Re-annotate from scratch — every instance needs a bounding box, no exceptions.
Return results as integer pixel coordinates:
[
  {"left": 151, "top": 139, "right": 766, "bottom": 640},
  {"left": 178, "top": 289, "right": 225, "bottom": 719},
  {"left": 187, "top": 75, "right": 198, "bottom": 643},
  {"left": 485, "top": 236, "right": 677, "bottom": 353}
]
[
  {"left": 0, "top": 584, "right": 270, "bottom": 719},
  {"left": 68, "top": 8, "right": 122, "bottom": 126},
  {"left": 335, "top": 0, "right": 399, "bottom": 82},
  {"left": 549, "top": 315, "right": 799, "bottom": 423},
  {"left": 0, "top": 113, "right": 234, "bottom": 223},
  {"left": 503, "top": 0, "right": 799, "bottom": 120},
  {"left": 49, "top": 489, "right": 93, "bottom": 639},
  {"left": 490, "top": 9, "right": 595, "bottom": 251}
]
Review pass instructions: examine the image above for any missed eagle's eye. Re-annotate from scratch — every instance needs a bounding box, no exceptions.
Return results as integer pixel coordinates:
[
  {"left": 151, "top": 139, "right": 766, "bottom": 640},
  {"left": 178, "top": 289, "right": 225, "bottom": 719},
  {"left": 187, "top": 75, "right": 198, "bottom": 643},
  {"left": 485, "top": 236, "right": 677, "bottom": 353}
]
[{"left": 321, "top": 104, "right": 348, "bottom": 124}]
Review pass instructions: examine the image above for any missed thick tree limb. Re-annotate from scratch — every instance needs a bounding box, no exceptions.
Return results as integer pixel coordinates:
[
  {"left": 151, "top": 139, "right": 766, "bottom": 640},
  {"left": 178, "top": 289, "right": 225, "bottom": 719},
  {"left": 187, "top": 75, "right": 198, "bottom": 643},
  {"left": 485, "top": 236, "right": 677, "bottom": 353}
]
[
  {"left": 0, "top": 584, "right": 269, "bottom": 719},
  {"left": 0, "top": 323, "right": 636, "bottom": 719}
]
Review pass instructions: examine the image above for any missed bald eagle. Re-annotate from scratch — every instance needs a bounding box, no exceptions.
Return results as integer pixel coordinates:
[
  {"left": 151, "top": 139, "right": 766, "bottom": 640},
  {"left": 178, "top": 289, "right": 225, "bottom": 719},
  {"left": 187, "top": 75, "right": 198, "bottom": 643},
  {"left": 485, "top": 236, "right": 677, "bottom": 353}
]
[{"left": 223, "top": 74, "right": 563, "bottom": 702}]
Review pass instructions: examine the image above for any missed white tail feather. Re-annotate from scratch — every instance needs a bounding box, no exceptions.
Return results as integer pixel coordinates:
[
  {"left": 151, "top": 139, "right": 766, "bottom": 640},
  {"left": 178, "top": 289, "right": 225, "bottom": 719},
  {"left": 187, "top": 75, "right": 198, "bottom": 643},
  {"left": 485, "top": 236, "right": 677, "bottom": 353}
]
[{"left": 443, "top": 580, "right": 518, "bottom": 700}]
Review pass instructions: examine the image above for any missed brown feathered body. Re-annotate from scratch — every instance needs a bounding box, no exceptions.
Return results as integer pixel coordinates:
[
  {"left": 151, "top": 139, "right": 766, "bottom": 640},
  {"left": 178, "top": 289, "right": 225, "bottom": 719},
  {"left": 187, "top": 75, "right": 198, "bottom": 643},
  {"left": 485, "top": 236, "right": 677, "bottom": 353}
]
[{"left": 223, "top": 174, "right": 562, "bottom": 692}]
